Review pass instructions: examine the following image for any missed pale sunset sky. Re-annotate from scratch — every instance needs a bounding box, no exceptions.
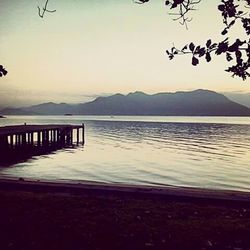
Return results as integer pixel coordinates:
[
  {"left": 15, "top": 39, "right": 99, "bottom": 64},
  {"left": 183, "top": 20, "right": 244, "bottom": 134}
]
[{"left": 0, "top": 0, "right": 249, "bottom": 107}]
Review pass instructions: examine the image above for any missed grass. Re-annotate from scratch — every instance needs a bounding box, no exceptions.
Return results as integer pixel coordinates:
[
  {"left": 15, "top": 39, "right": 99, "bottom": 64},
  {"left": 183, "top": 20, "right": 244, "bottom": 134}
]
[{"left": 0, "top": 189, "right": 250, "bottom": 250}]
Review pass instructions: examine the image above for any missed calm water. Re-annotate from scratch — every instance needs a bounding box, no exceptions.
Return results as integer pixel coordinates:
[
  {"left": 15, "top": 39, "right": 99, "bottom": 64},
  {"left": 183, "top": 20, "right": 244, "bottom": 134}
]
[{"left": 0, "top": 116, "right": 250, "bottom": 191}]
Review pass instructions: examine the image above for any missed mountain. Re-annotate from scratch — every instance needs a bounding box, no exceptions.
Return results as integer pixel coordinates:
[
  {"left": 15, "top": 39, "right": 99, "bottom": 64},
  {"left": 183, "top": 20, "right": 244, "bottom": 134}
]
[
  {"left": 224, "top": 92, "right": 250, "bottom": 108},
  {"left": 0, "top": 107, "right": 39, "bottom": 115},
  {"left": 23, "top": 102, "right": 77, "bottom": 115},
  {"left": 1, "top": 102, "right": 77, "bottom": 116},
  {"left": 1, "top": 89, "right": 250, "bottom": 116}
]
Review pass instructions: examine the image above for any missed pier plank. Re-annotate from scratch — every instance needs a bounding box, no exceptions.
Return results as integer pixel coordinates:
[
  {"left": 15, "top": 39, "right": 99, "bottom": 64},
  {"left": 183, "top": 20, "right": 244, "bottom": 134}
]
[{"left": 0, "top": 124, "right": 82, "bottom": 136}]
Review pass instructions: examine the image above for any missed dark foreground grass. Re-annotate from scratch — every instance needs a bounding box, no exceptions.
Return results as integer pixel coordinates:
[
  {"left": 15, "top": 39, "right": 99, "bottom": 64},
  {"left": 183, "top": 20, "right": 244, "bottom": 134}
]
[{"left": 0, "top": 189, "right": 250, "bottom": 250}]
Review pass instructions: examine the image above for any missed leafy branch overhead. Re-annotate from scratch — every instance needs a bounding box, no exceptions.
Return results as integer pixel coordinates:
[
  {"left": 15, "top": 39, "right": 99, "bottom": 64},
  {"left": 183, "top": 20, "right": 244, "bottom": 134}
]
[
  {"left": 135, "top": 0, "right": 201, "bottom": 28},
  {"left": 1, "top": 0, "right": 250, "bottom": 80},
  {"left": 0, "top": 0, "right": 56, "bottom": 77},
  {"left": 0, "top": 65, "right": 7, "bottom": 77},
  {"left": 138, "top": 0, "right": 250, "bottom": 80}
]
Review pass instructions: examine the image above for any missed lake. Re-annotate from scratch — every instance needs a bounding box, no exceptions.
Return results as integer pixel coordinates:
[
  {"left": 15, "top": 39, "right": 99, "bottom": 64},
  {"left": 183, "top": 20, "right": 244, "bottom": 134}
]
[{"left": 0, "top": 115, "right": 250, "bottom": 192}]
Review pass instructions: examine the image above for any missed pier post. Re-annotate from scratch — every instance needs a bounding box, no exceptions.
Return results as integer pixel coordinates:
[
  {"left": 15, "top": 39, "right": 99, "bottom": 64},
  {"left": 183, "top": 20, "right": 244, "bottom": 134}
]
[
  {"left": 27, "top": 133, "right": 29, "bottom": 144},
  {"left": 51, "top": 130, "right": 54, "bottom": 144},
  {"left": 70, "top": 129, "right": 73, "bottom": 145},
  {"left": 46, "top": 130, "right": 49, "bottom": 146},
  {"left": 31, "top": 132, "right": 34, "bottom": 146},
  {"left": 48, "top": 130, "right": 51, "bottom": 145},
  {"left": 37, "top": 131, "right": 41, "bottom": 147},
  {"left": 55, "top": 129, "right": 57, "bottom": 144},
  {"left": 16, "top": 134, "right": 21, "bottom": 146},
  {"left": 57, "top": 129, "right": 60, "bottom": 145},
  {"left": 10, "top": 135, "right": 14, "bottom": 149},
  {"left": 51, "top": 130, "right": 53, "bottom": 144},
  {"left": 76, "top": 128, "right": 79, "bottom": 145},
  {"left": 59, "top": 129, "right": 64, "bottom": 146},
  {"left": 0, "top": 135, "right": 7, "bottom": 150},
  {"left": 15, "top": 134, "right": 18, "bottom": 147},
  {"left": 42, "top": 131, "right": 45, "bottom": 146},
  {"left": 21, "top": 133, "right": 26, "bottom": 145},
  {"left": 27, "top": 133, "right": 30, "bottom": 145},
  {"left": 82, "top": 123, "right": 85, "bottom": 145},
  {"left": 65, "top": 129, "right": 69, "bottom": 145}
]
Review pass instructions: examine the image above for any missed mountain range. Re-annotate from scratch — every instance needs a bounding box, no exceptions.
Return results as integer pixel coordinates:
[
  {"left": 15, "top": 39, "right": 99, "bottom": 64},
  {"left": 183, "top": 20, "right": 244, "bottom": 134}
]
[{"left": 1, "top": 89, "right": 250, "bottom": 116}]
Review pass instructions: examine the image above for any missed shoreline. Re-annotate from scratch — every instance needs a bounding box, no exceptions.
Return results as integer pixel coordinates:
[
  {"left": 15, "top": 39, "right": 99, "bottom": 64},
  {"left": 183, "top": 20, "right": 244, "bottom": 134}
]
[
  {"left": 1, "top": 177, "right": 250, "bottom": 204},
  {"left": 1, "top": 178, "right": 250, "bottom": 249}
]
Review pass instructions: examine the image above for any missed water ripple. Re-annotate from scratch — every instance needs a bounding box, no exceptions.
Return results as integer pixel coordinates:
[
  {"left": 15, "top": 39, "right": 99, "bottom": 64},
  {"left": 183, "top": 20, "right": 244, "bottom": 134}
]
[{"left": 1, "top": 116, "right": 250, "bottom": 191}]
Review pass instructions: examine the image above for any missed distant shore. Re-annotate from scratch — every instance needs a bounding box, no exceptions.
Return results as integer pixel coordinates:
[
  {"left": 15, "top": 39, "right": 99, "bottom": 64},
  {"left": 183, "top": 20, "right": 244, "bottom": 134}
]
[{"left": 0, "top": 178, "right": 250, "bottom": 250}]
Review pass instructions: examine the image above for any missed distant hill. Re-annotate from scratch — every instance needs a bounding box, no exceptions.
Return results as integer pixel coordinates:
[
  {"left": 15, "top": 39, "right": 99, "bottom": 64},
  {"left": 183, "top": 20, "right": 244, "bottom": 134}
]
[
  {"left": 24, "top": 102, "right": 77, "bottom": 115},
  {"left": 0, "top": 107, "right": 39, "bottom": 115},
  {"left": 1, "top": 89, "right": 250, "bottom": 116},
  {"left": 224, "top": 92, "right": 250, "bottom": 108},
  {"left": 1, "top": 102, "right": 77, "bottom": 116}
]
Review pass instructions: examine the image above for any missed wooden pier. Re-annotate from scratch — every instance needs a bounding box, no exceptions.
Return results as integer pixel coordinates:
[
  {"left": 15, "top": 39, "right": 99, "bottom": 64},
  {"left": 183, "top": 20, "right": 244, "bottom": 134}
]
[{"left": 0, "top": 124, "right": 85, "bottom": 164}]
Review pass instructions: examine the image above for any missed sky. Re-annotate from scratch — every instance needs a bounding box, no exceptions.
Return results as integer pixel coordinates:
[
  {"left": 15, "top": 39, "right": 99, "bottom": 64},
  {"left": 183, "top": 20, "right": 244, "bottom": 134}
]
[{"left": 0, "top": 0, "right": 250, "bottom": 107}]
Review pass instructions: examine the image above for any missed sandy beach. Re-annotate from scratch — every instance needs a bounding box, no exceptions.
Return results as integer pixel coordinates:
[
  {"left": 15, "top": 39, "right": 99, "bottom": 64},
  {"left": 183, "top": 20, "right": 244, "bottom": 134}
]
[{"left": 0, "top": 179, "right": 250, "bottom": 250}]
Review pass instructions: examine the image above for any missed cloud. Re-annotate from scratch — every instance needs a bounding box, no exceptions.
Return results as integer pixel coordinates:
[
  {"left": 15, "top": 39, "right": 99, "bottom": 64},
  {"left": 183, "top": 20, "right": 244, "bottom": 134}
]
[{"left": 0, "top": 85, "right": 113, "bottom": 108}]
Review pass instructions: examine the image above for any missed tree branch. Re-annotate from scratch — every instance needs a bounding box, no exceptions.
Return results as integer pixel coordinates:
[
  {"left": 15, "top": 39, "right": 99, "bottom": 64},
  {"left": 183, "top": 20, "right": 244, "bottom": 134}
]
[{"left": 38, "top": 0, "right": 56, "bottom": 18}]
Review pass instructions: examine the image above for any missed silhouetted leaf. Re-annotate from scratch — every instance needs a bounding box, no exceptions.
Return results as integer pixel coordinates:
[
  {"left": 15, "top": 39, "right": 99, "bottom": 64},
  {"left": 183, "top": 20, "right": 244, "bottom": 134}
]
[
  {"left": 205, "top": 53, "right": 211, "bottom": 62},
  {"left": 210, "top": 43, "right": 218, "bottom": 49},
  {"left": 192, "top": 56, "right": 199, "bottom": 66},
  {"left": 189, "top": 42, "right": 195, "bottom": 52},
  {"left": 236, "top": 50, "right": 243, "bottom": 65},
  {"left": 218, "top": 4, "right": 225, "bottom": 11},
  {"left": 137, "top": 0, "right": 150, "bottom": 3},
  {"left": 228, "top": 39, "right": 245, "bottom": 52},
  {"left": 242, "top": 18, "right": 250, "bottom": 35},
  {"left": 226, "top": 52, "right": 233, "bottom": 62},
  {"left": 206, "top": 39, "right": 212, "bottom": 48},
  {"left": 221, "top": 28, "right": 228, "bottom": 35},
  {"left": 171, "top": 0, "right": 185, "bottom": 9},
  {"left": 0, "top": 65, "right": 7, "bottom": 77},
  {"left": 198, "top": 47, "right": 206, "bottom": 57},
  {"left": 226, "top": 63, "right": 250, "bottom": 81},
  {"left": 182, "top": 45, "right": 188, "bottom": 51},
  {"left": 228, "top": 20, "right": 235, "bottom": 27},
  {"left": 216, "top": 40, "right": 228, "bottom": 55}
]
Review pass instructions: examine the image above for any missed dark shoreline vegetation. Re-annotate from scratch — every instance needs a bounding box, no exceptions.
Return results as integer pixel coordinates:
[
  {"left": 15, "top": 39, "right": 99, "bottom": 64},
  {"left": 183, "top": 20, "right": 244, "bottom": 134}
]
[{"left": 0, "top": 180, "right": 250, "bottom": 250}]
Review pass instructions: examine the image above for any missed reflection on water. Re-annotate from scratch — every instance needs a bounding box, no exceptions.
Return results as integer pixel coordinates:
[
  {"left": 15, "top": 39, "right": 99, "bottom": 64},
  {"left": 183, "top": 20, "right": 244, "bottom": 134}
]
[{"left": 0, "top": 116, "right": 250, "bottom": 191}]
